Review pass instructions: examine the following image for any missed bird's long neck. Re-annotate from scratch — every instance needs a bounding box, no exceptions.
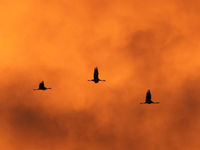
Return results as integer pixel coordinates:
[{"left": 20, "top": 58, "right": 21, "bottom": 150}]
[{"left": 99, "top": 79, "right": 106, "bottom": 81}]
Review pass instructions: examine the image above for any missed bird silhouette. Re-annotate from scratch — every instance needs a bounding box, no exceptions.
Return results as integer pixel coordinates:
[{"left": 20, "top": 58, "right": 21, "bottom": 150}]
[
  {"left": 140, "top": 89, "right": 159, "bottom": 104},
  {"left": 88, "top": 67, "right": 106, "bottom": 83},
  {"left": 33, "top": 81, "right": 52, "bottom": 90}
]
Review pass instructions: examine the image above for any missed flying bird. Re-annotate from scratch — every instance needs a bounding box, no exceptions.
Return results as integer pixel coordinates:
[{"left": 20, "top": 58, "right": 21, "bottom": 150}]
[
  {"left": 88, "top": 67, "right": 106, "bottom": 83},
  {"left": 33, "top": 81, "right": 52, "bottom": 90},
  {"left": 140, "top": 89, "right": 159, "bottom": 104}
]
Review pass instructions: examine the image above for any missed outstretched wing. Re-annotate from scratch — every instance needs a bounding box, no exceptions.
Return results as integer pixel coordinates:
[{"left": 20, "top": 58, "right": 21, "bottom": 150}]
[
  {"left": 39, "top": 81, "right": 45, "bottom": 89},
  {"left": 94, "top": 67, "right": 99, "bottom": 79},
  {"left": 145, "top": 90, "right": 152, "bottom": 103}
]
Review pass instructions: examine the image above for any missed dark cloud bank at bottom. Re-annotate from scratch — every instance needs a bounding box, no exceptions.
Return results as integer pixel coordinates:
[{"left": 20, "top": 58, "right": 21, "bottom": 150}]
[{"left": 0, "top": 74, "right": 199, "bottom": 150}]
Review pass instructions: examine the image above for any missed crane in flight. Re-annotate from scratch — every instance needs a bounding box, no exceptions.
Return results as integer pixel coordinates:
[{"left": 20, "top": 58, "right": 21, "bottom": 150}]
[
  {"left": 140, "top": 89, "right": 159, "bottom": 104},
  {"left": 33, "top": 81, "right": 52, "bottom": 90},
  {"left": 88, "top": 67, "right": 106, "bottom": 83}
]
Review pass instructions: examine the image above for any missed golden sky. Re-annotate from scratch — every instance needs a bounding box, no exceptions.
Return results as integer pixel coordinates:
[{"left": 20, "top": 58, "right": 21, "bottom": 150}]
[{"left": 0, "top": 0, "right": 200, "bottom": 149}]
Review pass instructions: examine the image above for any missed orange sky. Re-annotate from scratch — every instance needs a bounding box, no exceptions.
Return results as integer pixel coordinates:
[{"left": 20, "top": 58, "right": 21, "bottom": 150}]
[{"left": 0, "top": 0, "right": 200, "bottom": 150}]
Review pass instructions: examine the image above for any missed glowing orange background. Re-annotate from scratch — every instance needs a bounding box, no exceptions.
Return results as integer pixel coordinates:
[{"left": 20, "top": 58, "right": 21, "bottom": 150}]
[{"left": 0, "top": 0, "right": 200, "bottom": 149}]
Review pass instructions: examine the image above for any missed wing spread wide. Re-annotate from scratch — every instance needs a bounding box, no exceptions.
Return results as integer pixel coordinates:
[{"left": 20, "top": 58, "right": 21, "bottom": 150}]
[
  {"left": 94, "top": 67, "right": 99, "bottom": 79},
  {"left": 39, "top": 81, "right": 45, "bottom": 89}
]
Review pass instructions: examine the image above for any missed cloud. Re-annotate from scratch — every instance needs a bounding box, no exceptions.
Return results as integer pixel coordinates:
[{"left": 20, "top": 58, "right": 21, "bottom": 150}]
[{"left": 1, "top": 0, "right": 200, "bottom": 150}]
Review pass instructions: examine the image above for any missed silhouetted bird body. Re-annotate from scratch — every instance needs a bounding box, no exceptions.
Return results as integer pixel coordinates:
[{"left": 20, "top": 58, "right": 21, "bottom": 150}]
[
  {"left": 140, "top": 89, "right": 159, "bottom": 104},
  {"left": 88, "top": 67, "right": 106, "bottom": 83},
  {"left": 34, "top": 81, "right": 51, "bottom": 90}
]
